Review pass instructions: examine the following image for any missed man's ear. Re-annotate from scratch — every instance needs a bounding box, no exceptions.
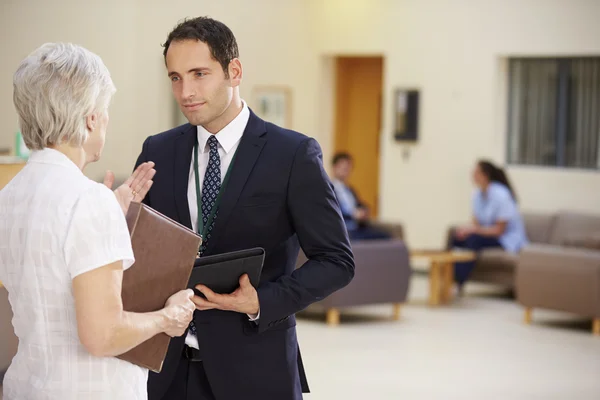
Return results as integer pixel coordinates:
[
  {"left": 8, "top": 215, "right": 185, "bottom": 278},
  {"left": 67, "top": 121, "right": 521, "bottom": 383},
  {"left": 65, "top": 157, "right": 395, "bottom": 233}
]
[
  {"left": 86, "top": 113, "right": 97, "bottom": 132},
  {"left": 228, "top": 58, "right": 243, "bottom": 87}
]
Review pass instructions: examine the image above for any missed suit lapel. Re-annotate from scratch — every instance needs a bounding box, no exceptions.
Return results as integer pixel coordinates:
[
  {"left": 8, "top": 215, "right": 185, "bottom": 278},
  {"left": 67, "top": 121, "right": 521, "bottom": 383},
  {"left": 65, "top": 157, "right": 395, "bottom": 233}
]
[
  {"left": 173, "top": 124, "right": 196, "bottom": 230},
  {"left": 204, "top": 111, "right": 267, "bottom": 253}
]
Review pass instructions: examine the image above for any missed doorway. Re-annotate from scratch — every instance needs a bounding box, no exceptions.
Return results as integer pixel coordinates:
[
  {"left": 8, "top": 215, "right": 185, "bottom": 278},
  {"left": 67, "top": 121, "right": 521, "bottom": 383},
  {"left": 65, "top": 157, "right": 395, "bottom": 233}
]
[{"left": 334, "top": 56, "right": 384, "bottom": 216}]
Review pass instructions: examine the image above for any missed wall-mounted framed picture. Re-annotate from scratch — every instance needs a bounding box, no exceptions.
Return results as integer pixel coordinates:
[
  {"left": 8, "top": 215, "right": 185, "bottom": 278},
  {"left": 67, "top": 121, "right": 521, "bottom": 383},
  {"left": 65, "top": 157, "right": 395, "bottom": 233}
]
[
  {"left": 394, "top": 88, "right": 419, "bottom": 142},
  {"left": 251, "top": 85, "right": 292, "bottom": 128}
]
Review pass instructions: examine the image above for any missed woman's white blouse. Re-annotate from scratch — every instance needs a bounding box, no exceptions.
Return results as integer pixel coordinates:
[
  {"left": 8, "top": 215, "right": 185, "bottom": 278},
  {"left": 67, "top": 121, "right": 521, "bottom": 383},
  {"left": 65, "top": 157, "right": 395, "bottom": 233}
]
[{"left": 0, "top": 148, "right": 147, "bottom": 400}]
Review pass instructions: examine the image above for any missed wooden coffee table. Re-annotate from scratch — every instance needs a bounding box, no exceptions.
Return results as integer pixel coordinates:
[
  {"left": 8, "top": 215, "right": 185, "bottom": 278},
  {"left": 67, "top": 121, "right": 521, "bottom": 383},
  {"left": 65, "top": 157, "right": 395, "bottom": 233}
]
[{"left": 410, "top": 250, "right": 476, "bottom": 306}]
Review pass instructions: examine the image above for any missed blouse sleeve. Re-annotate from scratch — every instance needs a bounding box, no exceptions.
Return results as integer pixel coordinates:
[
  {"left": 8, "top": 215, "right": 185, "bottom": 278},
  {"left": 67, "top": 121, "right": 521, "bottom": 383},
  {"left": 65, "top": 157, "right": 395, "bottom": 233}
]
[
  {"left": 63, "top": 183, "right": 135, "bottom": 279},
  {"left": 492, "top": 187, "right": 516, "bottom": 222}
]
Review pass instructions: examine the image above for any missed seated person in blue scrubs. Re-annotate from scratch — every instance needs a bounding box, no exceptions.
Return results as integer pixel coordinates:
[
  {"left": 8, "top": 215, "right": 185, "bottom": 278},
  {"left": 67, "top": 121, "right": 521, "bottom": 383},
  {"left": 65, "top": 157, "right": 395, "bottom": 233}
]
[
  {"left": 331, "top": 152, "right": 391, "bottom": 241},
  {"left": 452, "top": 160, "right": 529, "bottom": 291}
]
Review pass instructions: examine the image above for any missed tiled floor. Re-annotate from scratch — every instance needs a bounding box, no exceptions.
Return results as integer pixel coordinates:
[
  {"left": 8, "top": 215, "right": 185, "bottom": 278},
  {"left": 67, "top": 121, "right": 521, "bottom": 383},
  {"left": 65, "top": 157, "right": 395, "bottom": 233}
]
[
  {"left": 298, "top": 274, "right": 600, "bottom": 399},
  {"left": 3, "top": 275, "right": 600, "bottom": 400}
]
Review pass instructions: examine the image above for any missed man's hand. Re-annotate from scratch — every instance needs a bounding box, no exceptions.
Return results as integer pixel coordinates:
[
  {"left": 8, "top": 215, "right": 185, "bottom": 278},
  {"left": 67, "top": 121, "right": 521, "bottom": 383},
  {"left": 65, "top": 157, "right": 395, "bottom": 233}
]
[
  {"left": 192, "top": 274, "right": 259, "bottom": 316},
  {"left": 104, "top": 161, "right": 156, "bottom": 215}
]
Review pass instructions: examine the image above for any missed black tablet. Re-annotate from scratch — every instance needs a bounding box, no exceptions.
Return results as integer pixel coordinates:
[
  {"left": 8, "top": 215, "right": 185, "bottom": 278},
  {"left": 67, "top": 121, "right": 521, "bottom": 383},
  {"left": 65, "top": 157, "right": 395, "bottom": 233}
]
[{"left": 187, "top": 248, "right": 265, "bottom": 296}]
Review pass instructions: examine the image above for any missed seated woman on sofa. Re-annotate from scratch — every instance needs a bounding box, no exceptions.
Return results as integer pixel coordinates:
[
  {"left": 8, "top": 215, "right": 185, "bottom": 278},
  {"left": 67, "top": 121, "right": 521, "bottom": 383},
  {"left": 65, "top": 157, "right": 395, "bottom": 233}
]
[{"left": 452, "top": 160, "right": 529, "bottom": 291}]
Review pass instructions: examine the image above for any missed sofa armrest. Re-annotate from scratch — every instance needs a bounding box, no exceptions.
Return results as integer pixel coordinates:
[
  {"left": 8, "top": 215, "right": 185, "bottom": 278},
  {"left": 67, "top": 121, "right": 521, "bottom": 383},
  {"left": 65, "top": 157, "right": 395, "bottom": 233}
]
[
  {"left": 445, "top": 225, "right": 458, "bottom": 250},
  {"left": 298, "top": 240, "right": 411, "bottom": 309},
  {"left": 516, "top": 244, "right": 600, "bottom": 317},
  {"left": 322, "top": 239, "right": 411, "bottom": 308},
  {"left": 519, "top": 244, "right": 600, "bottom": 269}
]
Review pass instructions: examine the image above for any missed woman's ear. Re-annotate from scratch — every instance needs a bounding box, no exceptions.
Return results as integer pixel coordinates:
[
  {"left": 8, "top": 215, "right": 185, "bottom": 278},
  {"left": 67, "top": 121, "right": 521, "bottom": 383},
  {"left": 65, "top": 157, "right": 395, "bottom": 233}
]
[{"left": 86, "top": 113, "right": 97, "bottom": 132}]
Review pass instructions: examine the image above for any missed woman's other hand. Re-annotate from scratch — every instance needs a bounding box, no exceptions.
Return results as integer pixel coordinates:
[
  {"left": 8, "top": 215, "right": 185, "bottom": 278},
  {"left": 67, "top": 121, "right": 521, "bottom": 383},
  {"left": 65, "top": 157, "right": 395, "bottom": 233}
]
[
  {"left": 104, "top": 162, "right": 156, "bottom": 214},
  {"left": 162, "top": 289, "right": 196, "bottom": 337}
]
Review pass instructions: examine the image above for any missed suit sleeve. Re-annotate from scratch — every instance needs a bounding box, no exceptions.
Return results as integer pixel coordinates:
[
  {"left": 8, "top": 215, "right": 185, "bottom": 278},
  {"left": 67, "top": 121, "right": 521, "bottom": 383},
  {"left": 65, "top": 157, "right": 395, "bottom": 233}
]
[
  {"left": 134, "top": 136, "right": 152, "bottom": 207},
  {"left": 256, "top": 138, "right": 355, "bottom": 333}
]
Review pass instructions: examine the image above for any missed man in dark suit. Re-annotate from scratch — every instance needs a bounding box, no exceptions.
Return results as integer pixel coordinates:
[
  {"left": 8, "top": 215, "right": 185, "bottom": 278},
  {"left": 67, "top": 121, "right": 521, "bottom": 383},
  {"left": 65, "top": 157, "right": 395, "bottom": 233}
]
[
  {"left": 331, "top": 152, "right": 391, "bottom": 241},
  {"left": 134, "top": 17, "right": 354, "bottom": 400}
]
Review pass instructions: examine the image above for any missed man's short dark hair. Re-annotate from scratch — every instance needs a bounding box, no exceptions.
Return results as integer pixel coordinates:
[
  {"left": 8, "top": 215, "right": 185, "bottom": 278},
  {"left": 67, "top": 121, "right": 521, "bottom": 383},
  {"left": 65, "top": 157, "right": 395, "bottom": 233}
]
[
  {"left": 332, "top": 152, "right": 353, "bottom": 166},
  {"left": 162, "top": 17, "right": 239, "bottom": 77}
]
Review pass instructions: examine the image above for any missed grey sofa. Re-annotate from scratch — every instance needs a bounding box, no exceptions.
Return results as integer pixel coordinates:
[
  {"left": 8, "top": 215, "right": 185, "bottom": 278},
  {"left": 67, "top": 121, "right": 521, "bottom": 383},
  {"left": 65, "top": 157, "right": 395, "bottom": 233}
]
[
  {"left": 447, "top": 212, "right": 561, "bottom": 288},
  {"left": 297, "top": 221, "right": 411, "bottom": 326},
  {"left": 448, "top": 210, "right": 600, "bottom": 335},
  {"left": 515, "top": 212, "right": 600, "bottom": 335}
]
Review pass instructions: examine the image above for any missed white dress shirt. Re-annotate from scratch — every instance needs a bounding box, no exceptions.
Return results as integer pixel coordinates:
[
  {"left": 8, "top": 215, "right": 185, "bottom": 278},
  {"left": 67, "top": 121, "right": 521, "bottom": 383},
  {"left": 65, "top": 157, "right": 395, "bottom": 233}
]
[
  {"left": 0, "top": 149, "right": 146, "bottom": 400},
  {"left": 184, "top": 101, "right": 258, "bottom": 350}
]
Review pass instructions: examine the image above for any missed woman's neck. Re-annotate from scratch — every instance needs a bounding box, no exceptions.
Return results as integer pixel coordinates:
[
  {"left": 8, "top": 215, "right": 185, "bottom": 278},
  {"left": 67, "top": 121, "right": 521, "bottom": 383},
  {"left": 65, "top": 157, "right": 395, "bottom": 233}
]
[{"left": 49, "top": 144, "right": 87, "bottom": 171}]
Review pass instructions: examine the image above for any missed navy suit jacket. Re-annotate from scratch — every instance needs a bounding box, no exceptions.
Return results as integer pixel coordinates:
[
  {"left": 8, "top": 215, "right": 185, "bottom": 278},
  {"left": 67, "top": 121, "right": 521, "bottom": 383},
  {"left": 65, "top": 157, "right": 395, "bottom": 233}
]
[{"left": 135, "top": 110, "right": 355, "bottom": 400}]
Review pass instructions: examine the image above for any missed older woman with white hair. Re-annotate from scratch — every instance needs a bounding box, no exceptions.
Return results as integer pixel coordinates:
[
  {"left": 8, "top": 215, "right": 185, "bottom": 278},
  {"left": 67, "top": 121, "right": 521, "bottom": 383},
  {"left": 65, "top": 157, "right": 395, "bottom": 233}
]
[{"left": 0, "top": 43, "right": 195, "bottom": 400}]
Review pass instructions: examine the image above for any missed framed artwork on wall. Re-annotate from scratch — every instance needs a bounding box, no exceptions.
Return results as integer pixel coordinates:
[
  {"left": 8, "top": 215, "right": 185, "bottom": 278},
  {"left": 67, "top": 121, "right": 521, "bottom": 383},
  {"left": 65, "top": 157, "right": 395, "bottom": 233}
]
[
  {"left": 394, "top": 88, "right": 419, "bottom": 142},
  {"left": 251, "top": 85, "right": 292, "bottom": 128}
]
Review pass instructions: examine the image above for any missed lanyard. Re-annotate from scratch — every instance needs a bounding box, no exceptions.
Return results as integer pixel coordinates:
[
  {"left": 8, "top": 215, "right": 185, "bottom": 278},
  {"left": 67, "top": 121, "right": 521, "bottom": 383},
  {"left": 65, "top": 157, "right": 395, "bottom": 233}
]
[{"left": 193, "top": 136, "right": 237, "bottom": 240}]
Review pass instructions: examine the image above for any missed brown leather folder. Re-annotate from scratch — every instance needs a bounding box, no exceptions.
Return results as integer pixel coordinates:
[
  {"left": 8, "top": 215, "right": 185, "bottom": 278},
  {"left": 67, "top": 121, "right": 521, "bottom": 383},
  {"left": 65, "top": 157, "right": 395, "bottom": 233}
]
[{"left": 116, "top": 202, "right": 202, "bottom": 372}]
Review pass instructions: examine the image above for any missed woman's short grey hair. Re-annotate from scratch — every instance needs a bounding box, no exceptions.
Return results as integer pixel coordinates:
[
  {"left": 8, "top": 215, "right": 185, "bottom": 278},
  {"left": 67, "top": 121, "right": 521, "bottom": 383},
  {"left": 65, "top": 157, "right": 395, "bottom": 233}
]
[{"left": 13, "top": 43, "right": 116, "bottom": 151}]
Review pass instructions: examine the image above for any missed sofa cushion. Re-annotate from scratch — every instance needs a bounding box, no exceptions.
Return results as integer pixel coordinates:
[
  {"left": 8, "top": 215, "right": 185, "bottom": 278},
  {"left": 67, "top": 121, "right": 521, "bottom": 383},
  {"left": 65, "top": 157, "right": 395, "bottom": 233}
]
[
  {"left": 477, "top": 248, "right": 519, "bottom": 272},
  {"left": 522, "top": 212, "right": 556, "bottom": 244},
  {"left": 562, "top": 232, "right": 600, "bottom": 250},
  {"left": 549, "top": 211, "right": 600, "bottom": 246}
]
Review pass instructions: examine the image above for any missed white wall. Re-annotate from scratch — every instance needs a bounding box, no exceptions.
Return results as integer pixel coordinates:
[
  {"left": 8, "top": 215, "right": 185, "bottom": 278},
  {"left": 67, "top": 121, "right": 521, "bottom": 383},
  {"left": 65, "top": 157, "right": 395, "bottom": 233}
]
[
  {"left": 1, "top": 0, "right": 599, "bottom": 248},
  {"left": 309, "top": 0, "right": 600, "bottom": 248}
]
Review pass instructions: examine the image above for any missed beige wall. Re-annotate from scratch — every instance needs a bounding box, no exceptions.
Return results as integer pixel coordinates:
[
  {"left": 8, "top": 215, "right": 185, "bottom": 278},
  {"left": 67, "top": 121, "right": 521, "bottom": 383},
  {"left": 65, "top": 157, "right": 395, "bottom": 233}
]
[
  {"left": 1, "top": 0, "right": 140, "bottom": 179},
  {"left": 1, "top": 0, "right": 599, "bottom": 248},
  {"left": 0, "top": 0, "right": 320, "bottom": 181},
  {"left": 309, "top": 0, "right": 600, "bottom": 248}
]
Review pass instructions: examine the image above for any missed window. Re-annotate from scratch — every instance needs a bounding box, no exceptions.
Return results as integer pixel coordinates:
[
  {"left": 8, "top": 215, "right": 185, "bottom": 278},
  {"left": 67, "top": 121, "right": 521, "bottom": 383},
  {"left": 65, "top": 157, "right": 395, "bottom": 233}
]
[{"left": 507, "top": 58, "right": 600, "bottom": 169}]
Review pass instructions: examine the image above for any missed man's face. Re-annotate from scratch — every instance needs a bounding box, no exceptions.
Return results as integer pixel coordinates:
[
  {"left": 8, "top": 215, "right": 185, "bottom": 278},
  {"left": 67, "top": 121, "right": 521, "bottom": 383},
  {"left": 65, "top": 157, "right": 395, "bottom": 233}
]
[
  {"left": 166, "top": 40, "right": 233, "bottom": 129},
  {"left": 334, "top": 159, "right": 353, "bottom": 181}
]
